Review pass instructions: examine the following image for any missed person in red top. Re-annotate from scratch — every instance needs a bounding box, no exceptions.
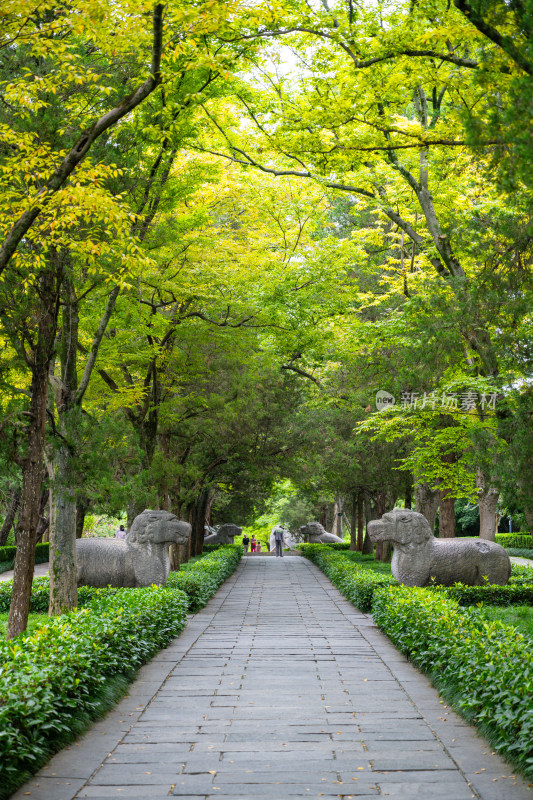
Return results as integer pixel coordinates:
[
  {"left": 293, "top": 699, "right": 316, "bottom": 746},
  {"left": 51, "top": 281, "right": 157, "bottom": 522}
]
[{"left": 250, "top": 535, "right": 257, "bottom": 552}]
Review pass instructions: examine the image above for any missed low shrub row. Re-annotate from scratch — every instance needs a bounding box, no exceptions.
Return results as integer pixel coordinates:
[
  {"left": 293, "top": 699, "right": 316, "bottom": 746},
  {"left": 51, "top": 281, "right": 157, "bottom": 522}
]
[
  {"left": 0, "top": 543, "right": 50, "bottom": 574},
  {"left": 300, "top": 544, "right": 394, "bottom": 612},
  {"left": 167, "top": 544, "right": 242, "bottom": 611},
  {"left": 372, "top": 586, "right": 533, "bottom": 778},
  {"left": 0, "top": 544, "right": 243, "bottom": 614},
  {"left": 506, "top": 547, "right": 533, "bottom": 560},
  {"left": 0, "top": 584, "right": 189, "bottom": 799},
  {"left": 495, "top": 533, "right": 533, "bottom": 549}
]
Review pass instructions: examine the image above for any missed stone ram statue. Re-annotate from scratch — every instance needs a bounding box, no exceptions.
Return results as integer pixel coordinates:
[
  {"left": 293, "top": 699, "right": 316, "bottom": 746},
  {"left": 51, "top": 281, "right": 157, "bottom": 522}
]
[
  {"left": 368, "top": 508, "right": 511, "bottom": 587},
  {"left": 203, "top": 523, "right": 242, "bottom": 545},
  {"left": 76, "top": 509, "right": 191, "bottom": 588},
  {"left": 299, "top": 521, "right": 344, "bottom": 544}
]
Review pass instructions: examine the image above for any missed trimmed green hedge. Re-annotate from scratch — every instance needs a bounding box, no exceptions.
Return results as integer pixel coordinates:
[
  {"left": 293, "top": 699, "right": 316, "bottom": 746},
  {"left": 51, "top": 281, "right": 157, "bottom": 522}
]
[
  {"left": 0, "top": 543, "right": 49, "bottom": 574},
  {"left": 0, "top": 544, "right": 242, "bottom": 614},
  {"left": 496, "top": 533, "right": 533, "bottom": 549},
  {"left": 507, "top": 548, "right": 533, "bottom": 560},
  {"left": 301, "top": 544, "right": 394, "bottom": 612},
  {"left": 0, "top": 544, "right": 243, "bottom": 798},
  {"left": 0, "top": 584, "right": 188, "bottom": 799},
  {"left": 372, "top": 586, "right": 533, "bottom": 778},
  {"left": 167, "top": 544, "right": 242, "bottom": 611}
]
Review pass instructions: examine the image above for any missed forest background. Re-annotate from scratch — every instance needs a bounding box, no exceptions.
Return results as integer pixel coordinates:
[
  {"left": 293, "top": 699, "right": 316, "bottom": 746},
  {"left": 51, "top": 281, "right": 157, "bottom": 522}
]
[{"left": 1, "top": 0, "right": 533, "bottom": 636}]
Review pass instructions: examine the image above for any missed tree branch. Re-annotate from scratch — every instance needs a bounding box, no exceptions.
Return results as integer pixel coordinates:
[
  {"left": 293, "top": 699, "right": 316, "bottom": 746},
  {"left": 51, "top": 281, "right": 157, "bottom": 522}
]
[
  {"left": 0, "top": 4, "right": 165, "bottom": 278},
  {"left": 75, "top": 285, "right": 120, "bottom": 405},
  {"left": 454, "top": 0, "right": 532, "bottom": 75}
]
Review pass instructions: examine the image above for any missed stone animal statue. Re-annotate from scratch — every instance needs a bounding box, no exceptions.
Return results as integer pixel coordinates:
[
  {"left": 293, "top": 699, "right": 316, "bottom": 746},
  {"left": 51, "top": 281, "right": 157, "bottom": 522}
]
[
  {"left": 368, "top": 508, "right": 511, "bottom": 587},
  {"left": 299, "top": 521, "right": 344, "bottom": 544},
  {"left": 203, "top": 523, "right": 242, "bottom": 545},
  {"left": 76, "top": 509, "right": 191, "bottom": 588}
]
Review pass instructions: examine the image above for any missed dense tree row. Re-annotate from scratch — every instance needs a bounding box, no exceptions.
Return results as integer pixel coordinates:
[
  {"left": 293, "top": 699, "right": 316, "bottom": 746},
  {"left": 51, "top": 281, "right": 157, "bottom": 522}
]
[{"left": 1, "top": 0, "right": 532, "bottom": 637}]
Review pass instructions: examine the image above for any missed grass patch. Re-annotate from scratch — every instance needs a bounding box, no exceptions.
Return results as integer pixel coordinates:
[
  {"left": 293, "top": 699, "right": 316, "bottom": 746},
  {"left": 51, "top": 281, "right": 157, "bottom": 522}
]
[
  {"left": 341, "top": 551, "right": 393, "bottom": 575},
  {"left": 480, "top": 605, "right": 533, "bottom": 639},
  {"left": 0, "top": 613, "right": 48, "bottom": 639}
]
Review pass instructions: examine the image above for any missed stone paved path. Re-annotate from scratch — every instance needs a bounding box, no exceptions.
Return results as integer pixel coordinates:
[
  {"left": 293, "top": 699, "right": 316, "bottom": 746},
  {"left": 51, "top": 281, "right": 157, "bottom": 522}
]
[{"left": 11, "top": 557, "right": 533, "bottom": 800}]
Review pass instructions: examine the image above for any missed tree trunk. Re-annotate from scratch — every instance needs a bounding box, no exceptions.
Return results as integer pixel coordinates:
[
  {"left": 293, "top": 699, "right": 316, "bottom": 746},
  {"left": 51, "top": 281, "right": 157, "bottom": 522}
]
[
  {"left": 415, "top": 482, "right": 440, "bottom": 532},
  {"left": 76, "top": 497, "right": 89, "bottom": 539},
  {"left": 49, "top": 442, "right": 78, "bottom": 614},
  {"left": 405, "top": 480, "right": 412, "bottom": 510},
  {"left": 362, "top": 492, "right": 377, "bottom": 555},
  {"left": 439, "top": 495, "right": 456, "bottom": 538},
  {"left": 476, "top": 468, "right": 499, "bottom": 541},
  {"left": 0, "top": 486, "right": 20, "bottom": 546},
  {"left": 349, "top": 492, "right": 357, "bottom": 551},
  {"left": 357, "top": 492, "right": 364, "bottom": 552},
  {"left": 189, "top": 488, "right": 210, "bottom": 557},
  {"left": 8, "top": 268, "right": 59, "bottom": 639},
  {"left": 168, "top": 543, "right": 181, "bottom": 571}
]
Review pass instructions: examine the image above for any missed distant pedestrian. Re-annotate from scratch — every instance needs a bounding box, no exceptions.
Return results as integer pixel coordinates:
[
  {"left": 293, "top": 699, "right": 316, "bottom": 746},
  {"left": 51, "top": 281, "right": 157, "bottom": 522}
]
[
  {"left": 242, "top": 534, "right": 250, "bottom": 553},
  {"left": 115, "top": 525, "right": 126, "bottom": 540},
  {"left": 273, "top": 526, "right": 285, "bottom": 557},
  {"left": 256, "top": 541, "right": 262, "bottom": 553},
  {"left": 250, "top": 535, "right": 257, "bottom": 552}
]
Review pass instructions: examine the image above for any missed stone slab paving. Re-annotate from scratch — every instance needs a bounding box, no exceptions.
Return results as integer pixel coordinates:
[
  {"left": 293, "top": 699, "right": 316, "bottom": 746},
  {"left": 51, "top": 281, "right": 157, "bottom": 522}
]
[{"left": 11, "top": 556, "right": 533, "bottom": 800}]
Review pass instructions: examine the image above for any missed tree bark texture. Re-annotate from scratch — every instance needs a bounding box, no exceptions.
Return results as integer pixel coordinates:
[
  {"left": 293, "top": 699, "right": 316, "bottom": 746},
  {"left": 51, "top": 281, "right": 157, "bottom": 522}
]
[
  {"left": 49, "top": 443, "right": 78, "bottom": 614},
  {"left": 0, "top": 486, "right": 20, "bottom": 546},
  {"left": 8, "top": 269, "right": 59, "bottom": 639},
  {"left": 439, "top": 495, "right": 456, "bottom": 538},
  {"left": 349, "top": 492, "right": 357, "bottom": 550},
  {"left": 357, "top": 492, "right": 365, "bottom": 552},
  {"left": 476, "top": 468, "right": 499, "bottom": 541},
  {"left": 189, "top": 488, "right": 211, "bottom": 557},
  {"left": 415, "top": 482, "right": 440, "bottom": 532}
]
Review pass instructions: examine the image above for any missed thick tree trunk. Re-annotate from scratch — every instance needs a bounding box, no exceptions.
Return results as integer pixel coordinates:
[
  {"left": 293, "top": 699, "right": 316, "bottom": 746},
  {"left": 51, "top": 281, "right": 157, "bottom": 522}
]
[
  {"left": 415, "top": 482, "right": 440, "bottom": 532},
  {"left": 0, "top": 486, "right": 20, "bottom": 546},
  {"left": 439, "top": 495, "right": 456, "bottom": 538},
  {"left": 8, "top": 269, "right": 59, "bottom": 639},
  {"left": 49, "top": 443, "right": 78, "bottom": 614},
  {"left": 476, "top": 468, "right": 499, "bottom": 541}
]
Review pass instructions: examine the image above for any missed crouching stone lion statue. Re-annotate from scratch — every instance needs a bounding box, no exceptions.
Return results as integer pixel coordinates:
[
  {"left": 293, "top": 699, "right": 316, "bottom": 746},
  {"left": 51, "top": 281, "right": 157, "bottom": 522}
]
[
  {"left": 203, "top": 523, "right": 242, "bottom": 545},
  {"left": 368, "top": 508, "right": 511, "bottom": 587},
  {"left": 299, "top": 522, "right": 344, "bottom": 544},
  {"left": 76, "top": 509, "right": 191, "bottom": 588}
]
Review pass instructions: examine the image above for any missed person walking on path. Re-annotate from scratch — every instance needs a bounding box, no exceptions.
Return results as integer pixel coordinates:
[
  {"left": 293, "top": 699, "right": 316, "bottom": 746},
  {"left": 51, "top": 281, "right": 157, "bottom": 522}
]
[
  {"left": 242, "top": 534, "right": 250, "bottom": 554},
  {"left": 273, "top": 525, "right": 285, "bottom": 557},
  {"left": 250, "top": 535, "right": 257, "bottom": 552}
]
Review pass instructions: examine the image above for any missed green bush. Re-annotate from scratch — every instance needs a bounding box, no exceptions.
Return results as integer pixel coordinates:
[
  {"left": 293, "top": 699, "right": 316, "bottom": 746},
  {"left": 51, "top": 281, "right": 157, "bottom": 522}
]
[
  {"left": 372, "top": 586, "right": 533, "bottom": 778},
  {"left": 436, "top": 583, "right": 533, "bottom": 606},
  {"left": 496, "top": 533, "right": 533, "bottom": 549},
  {"left": 167, "top": 544, "right": 242, "bottom": 611},
  {"left": 0, "top": 545, "right": 242, "bottom": 615},
  {"left": 0, "top": 543, "right": 49, "bottom": 574},
  {"left": 0, "top": 584, "right": 188, "bottom": 799},
  {"left": 301, "top": 544, "right": 394, "bottom": 612},
  {"left": 506, "top": 548, "right": 533, "bottom": 559}
]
